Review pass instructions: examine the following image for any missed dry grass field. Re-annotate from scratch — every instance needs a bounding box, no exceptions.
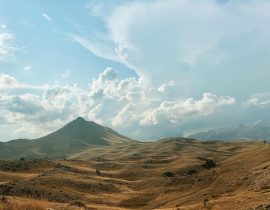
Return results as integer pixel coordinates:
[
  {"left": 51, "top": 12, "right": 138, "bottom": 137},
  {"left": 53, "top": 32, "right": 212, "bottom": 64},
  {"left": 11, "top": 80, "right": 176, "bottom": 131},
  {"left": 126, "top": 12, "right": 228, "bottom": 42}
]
[{"left": 0, "top": 138, "right": 269, "bottom": 210}]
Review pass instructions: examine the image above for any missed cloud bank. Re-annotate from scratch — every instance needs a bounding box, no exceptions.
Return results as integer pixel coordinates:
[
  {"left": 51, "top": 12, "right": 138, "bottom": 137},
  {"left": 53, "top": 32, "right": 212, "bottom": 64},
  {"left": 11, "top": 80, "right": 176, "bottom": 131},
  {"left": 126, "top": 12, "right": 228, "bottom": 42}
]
[
  {"left": 0, "top": 70, "right": 235, "bottom": 140},
  {"left": 76, "top": 0, "right": 270, "bottom": 98}
]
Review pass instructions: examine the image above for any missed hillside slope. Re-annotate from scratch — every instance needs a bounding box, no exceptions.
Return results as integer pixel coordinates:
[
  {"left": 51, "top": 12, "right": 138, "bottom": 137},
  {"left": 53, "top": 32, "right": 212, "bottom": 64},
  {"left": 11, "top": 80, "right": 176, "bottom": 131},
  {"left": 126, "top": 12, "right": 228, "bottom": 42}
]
[
  {"left": 0, "top": 117, "right": 132, "bottom": 159},
  {"left": 0, "top": 138, "right": 269, "bottom": 209}
]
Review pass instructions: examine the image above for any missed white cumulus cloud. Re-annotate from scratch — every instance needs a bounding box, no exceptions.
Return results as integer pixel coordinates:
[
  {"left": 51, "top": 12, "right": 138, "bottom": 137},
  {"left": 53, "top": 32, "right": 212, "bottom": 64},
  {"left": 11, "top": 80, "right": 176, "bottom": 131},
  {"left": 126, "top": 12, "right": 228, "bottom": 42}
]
[
  {"left": 140, "top": 93, "right": 235, "bottom": 126},
  {"left": 74, "top": 0, "right": 270, "bottom": 99},
  {"left": 0, "top": 74, "right": 20, "bottom": 89},
  {"left": 0, "top": 69, "right": 237, "bottom": 140}
]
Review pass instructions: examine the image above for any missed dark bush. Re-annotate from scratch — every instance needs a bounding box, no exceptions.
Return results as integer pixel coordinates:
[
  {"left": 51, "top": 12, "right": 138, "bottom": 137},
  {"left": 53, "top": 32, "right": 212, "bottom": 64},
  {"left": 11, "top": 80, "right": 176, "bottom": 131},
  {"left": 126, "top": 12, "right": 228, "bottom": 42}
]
[
  {"left": 96, "top": 169, "right": 101, "bottom": 176},
  {"left": 188, "top": 169, "right": 197, "bottom": 175},
  {"left": 162, "top": 171, "right": 175, "bottom": 177},
  {"left": 203, "top": 159, "right": 216, "bottom": 170}
]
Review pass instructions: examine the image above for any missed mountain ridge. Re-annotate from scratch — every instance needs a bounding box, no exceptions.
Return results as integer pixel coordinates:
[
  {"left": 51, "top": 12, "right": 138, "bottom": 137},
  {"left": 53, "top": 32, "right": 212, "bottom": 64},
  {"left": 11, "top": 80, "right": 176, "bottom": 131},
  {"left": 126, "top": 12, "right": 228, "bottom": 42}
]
[{"left": 189, "top": 122, "right": 270, "bottom": 141}]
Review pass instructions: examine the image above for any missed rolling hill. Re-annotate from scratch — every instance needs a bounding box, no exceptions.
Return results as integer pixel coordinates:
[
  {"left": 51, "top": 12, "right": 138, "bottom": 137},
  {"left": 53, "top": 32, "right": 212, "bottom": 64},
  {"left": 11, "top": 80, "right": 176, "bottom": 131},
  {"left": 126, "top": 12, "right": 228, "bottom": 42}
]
[
  {"left": 0, "top": 138, "right": 269, "bottom": 209},
  {"left": 0, "top": 119, "right": 269, "bottom": 209},
  {"left": 0, "top": 117, "right": 132, "bottom": 160}
]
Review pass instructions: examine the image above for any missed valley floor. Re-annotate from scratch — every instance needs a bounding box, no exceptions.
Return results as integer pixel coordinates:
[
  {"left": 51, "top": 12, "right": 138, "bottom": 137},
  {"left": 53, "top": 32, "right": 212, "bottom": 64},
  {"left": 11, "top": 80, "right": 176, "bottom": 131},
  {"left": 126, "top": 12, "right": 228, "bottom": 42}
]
[{"left": 0, "top": 138, "right": 270, "bottom": 210}]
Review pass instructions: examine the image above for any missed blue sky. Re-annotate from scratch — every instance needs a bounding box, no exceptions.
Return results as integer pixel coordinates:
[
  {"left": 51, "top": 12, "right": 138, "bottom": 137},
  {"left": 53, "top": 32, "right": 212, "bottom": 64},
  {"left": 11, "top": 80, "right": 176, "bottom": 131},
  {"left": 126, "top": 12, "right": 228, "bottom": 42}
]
[
  {"left": 1, "top": 0, "right": 270, "bottom": 141},
  {"left": 0, "top": 0, "right": 135, "bottom": 86}
]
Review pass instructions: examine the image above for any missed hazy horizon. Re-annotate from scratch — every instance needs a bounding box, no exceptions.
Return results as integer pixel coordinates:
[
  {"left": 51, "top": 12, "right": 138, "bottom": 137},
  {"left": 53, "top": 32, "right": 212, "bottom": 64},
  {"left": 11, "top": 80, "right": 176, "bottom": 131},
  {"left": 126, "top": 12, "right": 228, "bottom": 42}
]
[{"left": 1, "top": 0, "right": 270, "bottom": 141}]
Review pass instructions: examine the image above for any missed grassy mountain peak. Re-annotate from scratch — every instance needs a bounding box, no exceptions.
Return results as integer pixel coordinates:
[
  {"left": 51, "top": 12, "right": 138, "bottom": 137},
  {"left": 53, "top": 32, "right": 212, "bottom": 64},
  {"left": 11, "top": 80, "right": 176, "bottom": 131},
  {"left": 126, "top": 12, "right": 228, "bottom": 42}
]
[{"left": 0, "top": 117, "right": 132, "bottom": 160}]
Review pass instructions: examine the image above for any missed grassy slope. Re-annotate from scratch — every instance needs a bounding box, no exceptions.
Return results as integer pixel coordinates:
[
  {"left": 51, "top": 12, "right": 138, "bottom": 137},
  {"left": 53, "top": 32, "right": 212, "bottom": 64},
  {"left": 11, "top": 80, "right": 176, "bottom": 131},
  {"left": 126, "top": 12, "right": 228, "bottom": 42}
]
[
  {"left": 0, "top": 138, "right": 269, "bottom": 209},
  {"left": 0, "top": 118, "right": 131, "bottom": 160}
]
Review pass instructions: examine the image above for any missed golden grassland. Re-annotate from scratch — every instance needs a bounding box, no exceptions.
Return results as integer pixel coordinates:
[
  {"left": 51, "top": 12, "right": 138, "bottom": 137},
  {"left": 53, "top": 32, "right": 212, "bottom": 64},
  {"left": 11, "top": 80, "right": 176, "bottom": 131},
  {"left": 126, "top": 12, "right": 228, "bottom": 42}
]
[{"left": 0, "top": 138, "right": 269, "bottom": 210}]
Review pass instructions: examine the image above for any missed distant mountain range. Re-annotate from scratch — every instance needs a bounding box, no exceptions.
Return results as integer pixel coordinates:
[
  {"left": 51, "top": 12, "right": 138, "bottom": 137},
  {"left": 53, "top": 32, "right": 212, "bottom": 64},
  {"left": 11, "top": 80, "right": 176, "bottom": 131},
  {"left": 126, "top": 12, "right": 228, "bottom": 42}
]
[
  {"left": 189, "top": 122, "right": 270, "bottom": 141},
  {"left": 0, "top": 117, "right": 132, "bottom": 159},
  {"left": 1, "top": 118, "right": 269, "bottom": 160}
]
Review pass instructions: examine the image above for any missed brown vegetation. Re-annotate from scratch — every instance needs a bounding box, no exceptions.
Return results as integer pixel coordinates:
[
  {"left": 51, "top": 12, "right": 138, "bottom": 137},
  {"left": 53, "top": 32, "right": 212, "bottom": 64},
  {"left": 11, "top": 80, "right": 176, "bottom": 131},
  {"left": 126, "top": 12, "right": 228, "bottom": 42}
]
[{"left": 0, "top": 138, "right": 269, "bottom": 209}]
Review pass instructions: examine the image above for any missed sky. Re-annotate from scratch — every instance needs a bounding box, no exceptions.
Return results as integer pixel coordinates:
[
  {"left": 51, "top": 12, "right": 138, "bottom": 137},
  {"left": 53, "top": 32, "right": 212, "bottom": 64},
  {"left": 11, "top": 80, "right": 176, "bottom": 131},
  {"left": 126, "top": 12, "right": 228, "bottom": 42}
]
[{"left": 0, "top": 0, "right": 270, "bottom": 141}]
